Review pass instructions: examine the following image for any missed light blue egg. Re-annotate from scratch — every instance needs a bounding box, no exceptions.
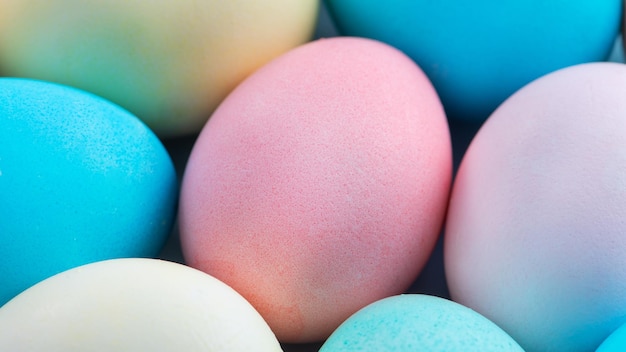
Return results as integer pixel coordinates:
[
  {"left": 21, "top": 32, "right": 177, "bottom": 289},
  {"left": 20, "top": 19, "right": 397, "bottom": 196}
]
[
  {"left": 320, "top": 294, "right": 524, "bottom": 351},
  {"left": 0, "top": 78, "right": 177, "bottom": 306},
  {"left": 325, "top": 0, "right": 622, "bottom": 122},
  {"left": 596, "top": 322, "right": 626, "bottom": 352}
]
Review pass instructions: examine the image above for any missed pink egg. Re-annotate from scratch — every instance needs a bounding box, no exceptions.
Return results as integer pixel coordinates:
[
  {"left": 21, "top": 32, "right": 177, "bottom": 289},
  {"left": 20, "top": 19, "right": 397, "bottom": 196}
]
[
  {"left": 179, "top": 37, "right": 452, "bottom": 343},
  {"left": 445, "top": 62, "right": 626, "bottom": 352}
]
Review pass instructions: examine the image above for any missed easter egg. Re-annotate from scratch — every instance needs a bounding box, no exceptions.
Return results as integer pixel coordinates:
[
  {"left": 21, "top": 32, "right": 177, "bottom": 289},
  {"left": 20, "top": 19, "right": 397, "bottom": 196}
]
[
  {"left": 0, "top": 0, "right": 319, "bottom": 136},
  {"left": 597, "top": 322, "right": 626, "bottom": 352},
  {"left": 0, "top": 78, "right": 177, "bottom": 306},
  {"left": 326, "top": 0, "right": 622, "bottom": 122},
  {"left": 179, "top": 37, "right": 453, "bottom": 342},
  {"left": 444, "top": 62, "right": 626, "bottom": 352},
  {"left": 320, "top": 294, "right": 524, "bottom": 351},
  {"left": 0, "top": 258, "right": 282, "bottom": 351}
]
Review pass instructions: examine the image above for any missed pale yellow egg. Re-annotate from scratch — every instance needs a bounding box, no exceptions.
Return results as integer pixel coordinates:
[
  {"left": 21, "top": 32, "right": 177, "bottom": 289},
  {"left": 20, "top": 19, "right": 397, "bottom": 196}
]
[
  {"left": 0, "top": 258, "right": 283, "bottom": 352},
  {"left": 0, "top": 0, "right": 319, "bottom": 136}
]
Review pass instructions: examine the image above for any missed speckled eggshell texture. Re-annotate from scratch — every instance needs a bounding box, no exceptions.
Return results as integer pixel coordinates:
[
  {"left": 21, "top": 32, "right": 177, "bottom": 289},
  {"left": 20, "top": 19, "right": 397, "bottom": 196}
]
[
  {"left": 0, "top": 78, "right": 177, "bottom": 306},
  {"left": 445, "top": 62, "right": 626, "bottom": 352},
  {"left": 0, "top": 259, "right": 282, "bottom": 351},
  {"left": 0, "top": 0, "right": 319, "bottom": 136},
  {"left": 179, "top": 37, "right": 452, "bottom": 343},
  {"left": 320, "top": 294, "right": 524, "bottom": 351}
]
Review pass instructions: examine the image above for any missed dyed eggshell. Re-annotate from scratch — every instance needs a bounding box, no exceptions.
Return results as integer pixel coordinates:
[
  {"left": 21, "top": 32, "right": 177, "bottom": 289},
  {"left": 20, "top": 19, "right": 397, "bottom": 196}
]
[
  {"left": 179, "top": 37, "right": 452, "bottom": 342},
  {"left": 320, "top": 294, "right": 524, "bottom": 351},
  {"left": 326, "top": 0, "right": 622, "bottom": 122},
  {"left": 0, "top": 259, "right": 282, "bottom": 351},
  {"left": 0, "top": 0, "right": 319, "bottom": 136},
  {"left": 597, "top": 322, "right": 626, "bottom": 352},
  {"left": 445, "top": 63, "right": 626, "bottom": 352},
  {"left": 0, "top": 78, "right": 177, "bottom": 306},
  {"left": 621, "top": 7, "right": 626, "bottom": 57}
]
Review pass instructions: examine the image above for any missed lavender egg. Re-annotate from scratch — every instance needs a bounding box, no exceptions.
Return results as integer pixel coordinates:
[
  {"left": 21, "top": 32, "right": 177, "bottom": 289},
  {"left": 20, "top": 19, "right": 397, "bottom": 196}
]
[{"left": 445, "top": 62, "right": 626, "bottom": 352}]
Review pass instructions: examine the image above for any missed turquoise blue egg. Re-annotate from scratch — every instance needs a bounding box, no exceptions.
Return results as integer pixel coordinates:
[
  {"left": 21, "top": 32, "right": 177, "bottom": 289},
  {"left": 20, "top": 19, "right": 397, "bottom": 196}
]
[
  {"left": 0, "top": 78, "right": 177, "bottom": 306},
  {"left": 325, "top": 0, "right": 622, "bottom": 121},
  {"left": 597, "top": 322, "right": 626, "bottom": 352},
  {"left": 319, "top": 294, "right": 524, "bottom": 351}
]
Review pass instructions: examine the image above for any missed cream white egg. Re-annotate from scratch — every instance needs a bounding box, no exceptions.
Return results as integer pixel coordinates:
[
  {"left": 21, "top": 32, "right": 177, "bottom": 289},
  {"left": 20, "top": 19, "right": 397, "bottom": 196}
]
[{"left": 0, "top": 258, "right": 282, "bottom": 352}]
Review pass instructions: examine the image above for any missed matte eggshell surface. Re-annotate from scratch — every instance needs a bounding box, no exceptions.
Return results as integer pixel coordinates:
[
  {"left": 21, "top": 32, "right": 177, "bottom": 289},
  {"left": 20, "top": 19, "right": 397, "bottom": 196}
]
[
  {"left": 597, "top": 322, "right": 626, "bottom": 352},
  {"left": 0, "top": 0, "right": 319, "bottom": 136},
  {"left": 0, "top": 78, "right": 177, "bottom": 306},
  {"left": 179, "top": 37, "right": 452, "bottom": 342},
  {"left": 445, "top": 63, "right": 626, "bottom": 352},
  {"left": 0, "top": 259, "right": 282, "bottom": 352},
  {"left": 326, "top": 0, "right": 622, "bottom": 122},
  {"left": 320, "top": 294, "right": 524, "bottom": 351}
]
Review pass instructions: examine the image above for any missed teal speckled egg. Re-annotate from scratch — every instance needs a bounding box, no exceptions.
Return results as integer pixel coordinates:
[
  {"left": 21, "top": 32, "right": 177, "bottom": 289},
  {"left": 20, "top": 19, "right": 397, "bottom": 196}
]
[
  {"left": 320, "top": 294, "right": 524, "bottom": 352},
  {"left": 0, "top": 78, "right": 177, "bottom": 306}
]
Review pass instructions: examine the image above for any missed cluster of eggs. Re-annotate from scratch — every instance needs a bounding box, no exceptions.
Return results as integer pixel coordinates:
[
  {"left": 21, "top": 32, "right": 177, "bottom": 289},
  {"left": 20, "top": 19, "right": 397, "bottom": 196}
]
[{"left": 1, "top": 1, "right": 626, "bottom": 351}]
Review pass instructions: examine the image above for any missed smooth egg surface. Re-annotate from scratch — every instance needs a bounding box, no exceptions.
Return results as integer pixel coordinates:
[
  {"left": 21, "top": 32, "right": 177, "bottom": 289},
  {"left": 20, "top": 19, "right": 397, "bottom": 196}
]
[
  {"left": 320, "top": 294, "right": 524, "bottom": 351},
  {"left": 597, "top": 322, "right": 626, "bottom": 352},
  {"left": 326, "top": 0, "right": 622, "bottom": 122},
  {"left": 179, "top": 37, "right": 452, "bottom": 343},
  {"left": 0, "top": 78, "right": 177, "bottom": 306},
  {"left": 0, "top": 0, "right": 319, "bottom": 136},
  {"left": 0, "top": 258, "right": 282, "bottom": 351},
  {"left": 445, "top": 62, "right": 626, "bottom": 352}
]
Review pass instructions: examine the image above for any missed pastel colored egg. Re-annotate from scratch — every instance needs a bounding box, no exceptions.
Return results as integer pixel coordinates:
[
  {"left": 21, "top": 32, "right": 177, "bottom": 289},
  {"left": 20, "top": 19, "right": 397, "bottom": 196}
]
[
  {"left": 0, "top": 0, "right": 319, "bottom": 137},
  {"left": 621, "top": 7, "right": 626, "bottom": 61},
  {"left": 597, "top": 322, "right": 626, "bottom": 352},
  {"left": 326, "top": 0, "right": 622, "bottom": 122},
  {"left": 0, "top": 78, "right": 177, "bottom": 306},
  {"left": 444, "top": 62, "right": 626, "bottom": 352},
  {"left": 0, "top": 258, "right": 282, "bottom": 351},
  {"left": 320, "top": 294, "right": 524, "bottom": 351},
  {"left": 179, "top": 37, "right": 452, "bottom": 342}
]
